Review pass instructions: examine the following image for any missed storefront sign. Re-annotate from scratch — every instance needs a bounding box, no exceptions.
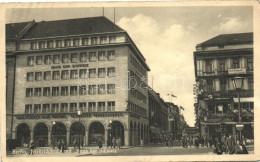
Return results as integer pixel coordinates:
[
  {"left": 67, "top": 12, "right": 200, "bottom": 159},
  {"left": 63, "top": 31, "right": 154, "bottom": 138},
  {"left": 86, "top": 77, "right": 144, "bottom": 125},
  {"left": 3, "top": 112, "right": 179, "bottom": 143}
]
[
  {"left": 16, "top": 115, "right": 67, "bottom": 120},
  {"left": 228, "top": 68, "right": 246, "bottom": 74},
  {"left": 51, "top": 64, "right": 88, "bottom": 69}
]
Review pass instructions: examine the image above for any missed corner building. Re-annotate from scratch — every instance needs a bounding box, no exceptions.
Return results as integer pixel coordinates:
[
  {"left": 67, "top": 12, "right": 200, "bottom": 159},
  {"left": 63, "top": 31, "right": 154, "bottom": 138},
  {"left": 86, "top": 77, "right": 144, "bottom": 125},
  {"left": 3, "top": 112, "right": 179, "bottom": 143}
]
[{"left": 6, "top": 17, "right": 150, "bottom": 147}]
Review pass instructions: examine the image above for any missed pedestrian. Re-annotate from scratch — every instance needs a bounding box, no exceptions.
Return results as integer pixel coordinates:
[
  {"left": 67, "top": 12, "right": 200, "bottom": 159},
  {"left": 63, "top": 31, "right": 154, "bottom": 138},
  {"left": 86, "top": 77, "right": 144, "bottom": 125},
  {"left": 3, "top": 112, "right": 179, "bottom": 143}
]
[
  {"left": 61, "top": 139, "right": 65, "bottom": 153},
  {"left": 98, "top": 138, "right": 103, "bottom": 150},
  {"left": 234, "top": 140, "right": 248, "bottom": 154},
  {"left": 112, "top": 137, "right": 116, "bottom": 148},
  {"left": 141, "top": 138, "right": 144, "bottom": 148},
  {"left": 73, "top": 138, "right": 77, "bottom": 149},
  {"left": 118, "top": 137, "right": 122, "bottom": 149},
  {"left": 205, "top": 136, "right": 209, "bottom": 147},
  {"left": 209, "top": 137, "right": 212, "bottom": 148},
  {"left": 195, "top": 137, "right": 199, "bottom": 148},
  {"left": 106, "top": 138, "right": 110, "bottom": 148},
  {"left": 29, "top": 140, "right": 35, "bottom": 155},
  {"left": 200, "top": 137, "right": 204, "bottom": 147},
  {"left": 189, "top": 137, "right": 193, "bottom": 148},
  {"left": 226, "top": 135, "right": 235, "bottom": 154},
  {"left": 213, "top": 138, "right": 223, "bottom": 155},
  {"left": 116, "top": 138, "right": 119, "bottom": 148},
  {"left": 221, "top": 134, "right": 227, "bottom": 154}
]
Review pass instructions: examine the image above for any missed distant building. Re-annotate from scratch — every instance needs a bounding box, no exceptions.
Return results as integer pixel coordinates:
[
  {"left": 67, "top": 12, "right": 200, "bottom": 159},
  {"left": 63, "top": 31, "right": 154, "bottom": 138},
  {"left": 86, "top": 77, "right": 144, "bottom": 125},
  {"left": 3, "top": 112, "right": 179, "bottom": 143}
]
[
  {"left": 166, "top": 102, "right": 181, "bottom": 140},
  {"left": 148, "top": 89, "right": 168, "bottom": 143},
  {"left": 193, "top": 32, "right": 254, "bottom": 140},
  {"left": 6, "top": 16, "right": 151, "bottom": 147}
]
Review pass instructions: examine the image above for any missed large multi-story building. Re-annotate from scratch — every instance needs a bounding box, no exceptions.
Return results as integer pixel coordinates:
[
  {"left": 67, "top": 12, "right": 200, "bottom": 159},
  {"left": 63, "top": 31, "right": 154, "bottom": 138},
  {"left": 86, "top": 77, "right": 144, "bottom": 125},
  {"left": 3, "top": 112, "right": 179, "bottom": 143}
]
[
  {"left": 148, "top": 89, "right": 168, "bottom": 143},
  {"left": 6, "top": 16, "right": 151, "bottom": 147},
  {"left": 193, "top": 32, "right": 254, "bottom": 141},
  {"left": 166, "top": 102, "right": 181, "bottom": 140}
]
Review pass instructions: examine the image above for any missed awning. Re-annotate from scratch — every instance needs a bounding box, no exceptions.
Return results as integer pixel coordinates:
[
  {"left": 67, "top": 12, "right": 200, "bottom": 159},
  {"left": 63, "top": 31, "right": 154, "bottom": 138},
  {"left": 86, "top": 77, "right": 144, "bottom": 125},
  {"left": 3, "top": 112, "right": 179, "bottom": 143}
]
[{"left": 233, "top": 97, "right": 254, "bottom": 103}]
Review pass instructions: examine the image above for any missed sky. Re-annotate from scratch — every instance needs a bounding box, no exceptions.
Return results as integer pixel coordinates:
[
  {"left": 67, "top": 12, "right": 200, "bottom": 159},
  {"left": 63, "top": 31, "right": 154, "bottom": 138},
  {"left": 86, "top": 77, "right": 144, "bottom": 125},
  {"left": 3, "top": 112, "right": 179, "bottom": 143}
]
[{"left": 6, "top": 7, "right": 253, "bottom": 126}]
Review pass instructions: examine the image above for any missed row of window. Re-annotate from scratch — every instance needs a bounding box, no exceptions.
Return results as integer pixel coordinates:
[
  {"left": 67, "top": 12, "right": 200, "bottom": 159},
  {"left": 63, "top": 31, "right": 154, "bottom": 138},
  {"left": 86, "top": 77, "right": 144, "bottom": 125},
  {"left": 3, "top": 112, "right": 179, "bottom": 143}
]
[
  {"left": 128, "top": 101, "right": 147, "bottom": 117},
  {"left": 27, "top": 51, "right": 115, "bottom": 66},
  {"left": 196, "top": 57, "right": 253, "bottom": 74},
  {"left": 130, "top": 89, "right": 147, "bottom": 104},
  {"left": 26, "top": 68, "right": 115, "bottom": 81},
  {"left": 25, "top": 101, "right": 116, "bottom": 114},
  {"left": 30, "top": 35, "right": 117, "bottom": 50},
  {"left": 25, "top": 84, "right": 116, "bottom": 97},
  {"left": 130, "top": 54, "right": 146, "bottom": 76}
]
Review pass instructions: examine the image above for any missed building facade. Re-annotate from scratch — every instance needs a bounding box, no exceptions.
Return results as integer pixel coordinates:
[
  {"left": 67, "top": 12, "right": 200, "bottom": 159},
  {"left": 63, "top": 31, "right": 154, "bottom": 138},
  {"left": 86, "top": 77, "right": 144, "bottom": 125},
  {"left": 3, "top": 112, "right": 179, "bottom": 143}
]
[
  {"left": 6, "top": 17, "right": 151, "bottom": 147},
  {"left": 166, "top": 102, "right": 181, "bottom": 140},
  {"left": 193, "top": 33, "right": 254, "bottom": 141},
  {"left": 148, "top": 89, "right": 168, "bottom": 143}
]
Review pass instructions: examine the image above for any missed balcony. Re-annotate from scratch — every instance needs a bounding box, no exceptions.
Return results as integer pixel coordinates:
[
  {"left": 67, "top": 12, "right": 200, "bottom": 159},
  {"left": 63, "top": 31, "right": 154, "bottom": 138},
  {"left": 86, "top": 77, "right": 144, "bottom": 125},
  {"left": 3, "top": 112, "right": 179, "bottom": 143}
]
[{"left": 199, "top": 89, "right": 254, "bottom": 98}]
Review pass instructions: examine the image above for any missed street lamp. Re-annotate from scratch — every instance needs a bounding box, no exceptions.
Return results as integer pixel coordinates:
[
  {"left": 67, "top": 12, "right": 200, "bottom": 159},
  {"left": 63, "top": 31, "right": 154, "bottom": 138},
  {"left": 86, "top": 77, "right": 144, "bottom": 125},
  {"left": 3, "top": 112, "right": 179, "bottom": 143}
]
[
  {"left": 77, "top": 108, "right": 83, "bottom": 153},
  {"left": 232, "top": 77, "right": 244, "bottom": 141}
]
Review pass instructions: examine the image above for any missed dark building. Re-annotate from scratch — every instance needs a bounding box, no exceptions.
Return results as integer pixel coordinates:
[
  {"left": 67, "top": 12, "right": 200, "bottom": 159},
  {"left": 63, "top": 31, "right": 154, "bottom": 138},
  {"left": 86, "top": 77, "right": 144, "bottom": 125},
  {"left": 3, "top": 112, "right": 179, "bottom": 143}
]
[{"left": 193, "top": 32, "right": 254, "bottom": 142}]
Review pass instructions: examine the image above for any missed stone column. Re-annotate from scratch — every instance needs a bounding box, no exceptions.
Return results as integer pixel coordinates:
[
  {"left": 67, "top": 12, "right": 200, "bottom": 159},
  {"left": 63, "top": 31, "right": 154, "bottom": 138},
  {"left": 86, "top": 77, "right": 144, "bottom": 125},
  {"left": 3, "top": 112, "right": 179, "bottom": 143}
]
[
  {"left": 232, "top": 125, "right": 237, "bottom": 142},
  {"left": 85, "top": 130, "right": 88, "bottom": 146},
  {"left": 12, "top": 131, "right": 16, "bottom": 139},
  {"left": 124, "top": 129, "right": 129, "bottom": 146},
  {"left": 105, "top": 129, "right": 108, "bottom": 145},
  {"left": 48, "top": 131, "right": 52, "bottom": 146},
  {"left": 66, "top": 130, "right": 70, "bottom": 146},
  {"left": 30, "top": 131, "right": 34, "bottom": 141}
]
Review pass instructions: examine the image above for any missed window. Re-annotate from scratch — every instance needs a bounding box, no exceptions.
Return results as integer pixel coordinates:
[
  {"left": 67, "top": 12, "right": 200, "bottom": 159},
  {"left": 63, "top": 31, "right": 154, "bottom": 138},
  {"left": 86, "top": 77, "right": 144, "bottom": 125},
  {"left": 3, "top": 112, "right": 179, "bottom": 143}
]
[
  {"left": 233, "top": 58, "right": 240, "bottom": 68},
  {"left": 79, "top": 85, "right": 87, "bottom": 95},
  {"left": 47, "top": 40, "right": 54, "bottom": 48},
  {"left": 107, "top": 51, "right": 115, "bottom": 60},
  {"left": 44, "top": 71, "right": 51, "bottom": 80},
  {"left": 247, "top": 58, "right": 253, "bottom": 70},
  {"left": 100, "top": 36, "right": 107, "bottom": 44},
  {"left": 79, "top": 69, "right": 87, "bottom": 78},
  {"left": 27, "top": 72, "right": 34, "bottom": 81},
  {"left": 107, "top": 84, "right": 115, "bottom": 94},
  {"left": 91, "top": 37, "right": 97, "bottom": 45},
  {"left": 62, "top": 54, "right": 69, "bottom": 63},
  {"left": 98, "top": 68, "right": 106, "bottom": 78},
  {"left": 107, "top": 101, "right": 115, "bottom": 111},
  {"left": 34, "top": 104, "right": 41, "bottom": 113},
  {"left": 36, "top": 56, "right": 43, "bottom": 65},
  {"left": 88, "top": 102, "right": 96, "bottom": 112},
  {"left": 27, "top": 56, "right": 34, "bottom": 66},
  {"left": 89, "top": 52, "right": 96, "bottom": 62},
  {"left": 249, "top": 77, "right": 253, "bottom": 90},
  {"left": 25, "top": 104, "right": 32, "bottom": 114},
  {"left": 43, "top": 87, "right": 50, "bottom": 97},
  {"left": 82, "top": 37, "right": 88, "bottom": 46},
  {"left": 98, "top": 51, "right": 106, "bottom": 61},
  {"left": 70, "top": 103, "right": 77, "bottom": 112},
  {"left": 52, "top": 87, "right": 59, "bottom": 96},
  {"left": 53, "top": 71, "right": 60, "bottom": 80},
  {"left": 70, "top": 86, "right": 78, "bottom": 95},
  {"left": 70, "top": 70, "right": 78, "bottom": 79},
  {"left": 80, "top": 52, "right": 87, "bottom": 62},
  {"left": 109, "top": 36, "right": 116, "bottom": 43},
  {"left": 39, "top": 41, "right": 45, "bottom": 49},
  {"left": 65, "top": 39, "right": 71, "bottom": 47},
  {"left": 56, "top": 40, "right": 62, "bottom": 48},
  {"left": 61, "top": 86, "right": 69, "bottom": 96},
  {"left": 89, "top": 69, "right": 96, "bottom": 78},
  {"left": 107, "top": 67, "right": 115, "bottom": 77},
  {"left": 205, "top": 60, "right": 212, "bottom": 72},
  {"left": 61, "top": 103, "right": 68, "bottom": 113},
  {"left": 73, "top": 39, "right": 80, "bottom": 46},
  {"left": 88, "top": 85, "right": 96, "bottom": 95},
  {"left": 98, "top": 84, "right": 106, "bottom": 95},
  {"left": 42, "top": 104, "right": 50, "bottom": 113},
  {"left": 98, "top": 102, "right": 105, "bottom": 112},
  {"left": 207, "top": 80, "right": 214, "bottom": 92},
  {"left": 53, "top": 54, "right": 60, "bottom": 64},
  {"left": 34, "top": 88, "right": 42, "bottom": 97},
  {"left": 51, "top": 104, "right": 59, "bottom": 113},
  {"left": 61, "top": 70, "right": 69, "bottom": 80},
  {"left": 26, "top": 88, "right": 33, "bottom": 97},
  {"left": 218, "top": 44, "right": 224, "bottom": 49},
  {"left": 71, "top": 53, "right": 78, "bottom": 63},
  {"left": 79, "top": 102, "right": 87, "bottom": 112},
  {"left": 219, "top": 59, "right": 226, "bottom": 72},
  {"left": 220, "top": 79, "right": 227, "bottom": 90},
  {"left": 35, "top": 72, "right": 42, "bottom": 81},
  {"left": 31, "top": 42, "right": 37, "bottom": 50},
  {"left": 44, "top": 55, "right": 51, "bottom": 65}
]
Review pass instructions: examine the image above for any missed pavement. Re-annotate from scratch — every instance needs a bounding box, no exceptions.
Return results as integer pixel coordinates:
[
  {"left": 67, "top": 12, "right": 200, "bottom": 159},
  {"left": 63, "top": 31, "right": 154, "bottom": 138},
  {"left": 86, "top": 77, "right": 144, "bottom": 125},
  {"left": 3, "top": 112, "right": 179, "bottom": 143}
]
[{"left": 7, "top": 144, "right": 254, "bottom": 157}]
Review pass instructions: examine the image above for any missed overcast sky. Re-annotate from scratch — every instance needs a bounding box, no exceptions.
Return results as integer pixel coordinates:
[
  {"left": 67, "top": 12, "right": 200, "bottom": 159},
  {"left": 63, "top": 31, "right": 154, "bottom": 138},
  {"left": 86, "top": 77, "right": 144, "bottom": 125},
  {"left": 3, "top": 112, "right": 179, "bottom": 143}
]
[{"left": 6, "top": 7, "right": 253, "bottom": 126}]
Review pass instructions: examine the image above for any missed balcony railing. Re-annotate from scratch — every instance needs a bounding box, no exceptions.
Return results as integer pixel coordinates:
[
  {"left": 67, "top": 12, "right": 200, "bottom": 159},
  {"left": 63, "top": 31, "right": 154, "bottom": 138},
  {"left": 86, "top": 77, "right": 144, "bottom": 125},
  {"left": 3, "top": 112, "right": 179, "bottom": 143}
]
[{"left": 200, "top": 90, "right": 254, "bottom": 98}]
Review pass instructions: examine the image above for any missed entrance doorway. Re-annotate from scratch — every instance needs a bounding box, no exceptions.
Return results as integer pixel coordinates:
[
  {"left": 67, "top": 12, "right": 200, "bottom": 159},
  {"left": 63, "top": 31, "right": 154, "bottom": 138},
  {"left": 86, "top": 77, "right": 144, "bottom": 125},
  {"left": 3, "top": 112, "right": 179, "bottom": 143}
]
[
  {"left": 109, "top": 121, "right": 125, "bottom": 146},
  {"left": 89, "top": 122, "right": 104, "bottom": 145},
  {"left": 52, "top": 122, "right": 67, "bottom": 145},
  {"left": 16, "top": 123, "right": 30, "bottom": 147},
  {"left": 70, "top": 122, "right": 85, "bottom": 147},
  {"left": 34, "top": 123, "right": 48, "bottom": 147}
]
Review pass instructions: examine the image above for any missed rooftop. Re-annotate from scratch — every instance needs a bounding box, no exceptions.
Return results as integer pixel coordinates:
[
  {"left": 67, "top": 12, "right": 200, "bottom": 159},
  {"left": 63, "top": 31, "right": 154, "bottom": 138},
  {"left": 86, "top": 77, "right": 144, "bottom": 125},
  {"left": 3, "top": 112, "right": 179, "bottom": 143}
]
[{"left": 198, "top": 32, "right": 253, "bottom": 47}]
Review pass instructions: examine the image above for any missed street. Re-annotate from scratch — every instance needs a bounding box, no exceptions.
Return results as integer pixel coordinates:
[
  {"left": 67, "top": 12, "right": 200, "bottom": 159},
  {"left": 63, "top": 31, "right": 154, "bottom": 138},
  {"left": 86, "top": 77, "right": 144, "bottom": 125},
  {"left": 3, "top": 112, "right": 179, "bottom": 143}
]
[{"left": 7, "top": 145, "right": 254, "bottom": 157}]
